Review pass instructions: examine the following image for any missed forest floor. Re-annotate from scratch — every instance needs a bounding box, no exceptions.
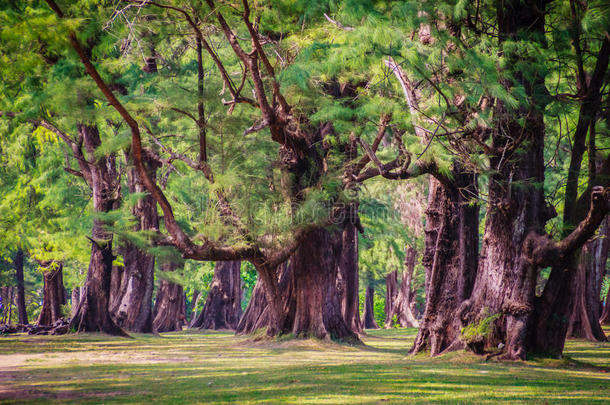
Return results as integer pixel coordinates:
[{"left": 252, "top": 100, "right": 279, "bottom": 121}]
[{"left": 0, "top": 327, "right": 609, "bottom": 404}]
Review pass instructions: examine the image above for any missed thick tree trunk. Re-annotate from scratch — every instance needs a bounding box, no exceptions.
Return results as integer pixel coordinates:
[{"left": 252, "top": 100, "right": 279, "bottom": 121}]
[
  {"left": 454, "top": 1, "right": 551, "bottom": 360},
  {"left": 385, "top": 247, "right": 419, "bottom": 328},
  {"left": 37, "top": 262, "right": 66, "bottom": 326},
  {"left": 14, "top": 248, "right": 28, "bottom": 325},
  {"left": 191, "top": 261, "right": 242, "bottom": 330},
  {"left": 290, "top": 228, "right": 356, "bottom": 340},
  {"left": 152, "top": 262, "right": 186, "bottom": 333},
  {"left": 69, "top": 124, "right": 124, "bottom": 336},
  {"left": 238, "top": 228, "right": 360, "bottom": 340},
  {"left": 567, "top": 218, "right": 608, "bottom": 341},
  {"left": 71, "top": 287, "right": 80, "bottom": 319},
  {"left": 411, "top": 168, "right": 479, "bottom": 355},
  {"left": 109, "top": 152, "right": 160, "bottom": 333},
  {"left": 339, "top": 221, "right": 363, "bottom": 334},
  {"left": 236, "top": 260, "right": 293, "bottom": 336},
  {"left": 109, "top": 265, "right": 123, "bottom": 306},
  {"left": 235, "top": 261, "right": 291, "bottom": 334},
  {"left": 362, "top": 286, "right": 379, "bottom": 329},
  {"left": 462, "top": 115, "right": 545, "bottom": 359}
]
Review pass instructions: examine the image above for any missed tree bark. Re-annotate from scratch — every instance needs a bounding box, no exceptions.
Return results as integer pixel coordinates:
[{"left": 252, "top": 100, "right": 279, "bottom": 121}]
[
  {"left": 452, "top": 0, "right": 552, "bottom": 360},
  {"left": 291, "top": 228, "right": 357, "bottom": 340},
  {"left": 37, "top": 262, "right": 66, "bottom": 326},
  {"left": 109, "top": 151, "right": 160, "bottom": 333},
  {"left": 339, "top": 220, "right": 363, "bottom": 334},
  {"left": 362, "top": 285, "right": 379, "bottom": 329},
  {"left": 411, "top": 167, "right": 479, "bottom": 355},
  {"left": 385, "top": 247, "right": 419, "bottom": 328},
  {"left": 71, "top": 287, "right": 80, "bottom": 319},
  {"left": 191, "top": 261, "right": 242, "bottom": 330},
  {"left": 152, "top": 261, "right": 186, "bottom": 333},
  {"left": 69, "top": 124, "right": 124, "bottom": 336},
  {"left": 189, "top": 290, "right": 201, "bottom": 323},
  {"left": 567, "top": 218, "right": 608, "bottom": 341},
  {"left": 385, "top": 271, "right": 399, "bottom": 327},
  {"left": 236, "top": 261, "right": 294, "bottom": 335},
  {"left": 14, "top": 248, "right": 28, "bottom": 325}
]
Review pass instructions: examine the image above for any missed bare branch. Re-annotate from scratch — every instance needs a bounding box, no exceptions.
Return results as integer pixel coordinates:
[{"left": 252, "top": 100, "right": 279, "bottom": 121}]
[{"left": 323, "top": 13, "right": 354, "bottom": 31}]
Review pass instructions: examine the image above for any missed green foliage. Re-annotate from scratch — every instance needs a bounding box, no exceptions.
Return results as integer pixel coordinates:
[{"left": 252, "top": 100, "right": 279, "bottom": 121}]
[{"left": 460, "top": 309, "right": 501, "bottom": 345}]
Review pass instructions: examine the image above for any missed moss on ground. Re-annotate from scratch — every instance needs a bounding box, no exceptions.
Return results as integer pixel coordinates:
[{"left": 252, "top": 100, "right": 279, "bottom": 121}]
[{"left": 0, "top": 327, "right": 608, "bottom": 404}]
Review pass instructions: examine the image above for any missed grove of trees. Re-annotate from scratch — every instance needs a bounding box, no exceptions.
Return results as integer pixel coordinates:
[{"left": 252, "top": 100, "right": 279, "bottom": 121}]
[{"left": 0, "top": 0, "right": 609, "bottom": 361}]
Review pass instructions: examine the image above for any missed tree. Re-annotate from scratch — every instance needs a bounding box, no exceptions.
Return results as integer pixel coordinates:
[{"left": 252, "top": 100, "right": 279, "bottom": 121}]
[
  {"left": 37, "top": 261, "right": 66, "bottom": 326},
  {"left": 191, "top": 261, "right": 242, "bottom": 330},
  {"left": 384, "top": 246, "right": 419, "bottom": 328},
  {"left": 109, "top": 151, "right": 161, "bottom": 333},
  {"left": 14, "top": 248, "right": 28, "bottom": 325},
  {"left": 362, "top": 285, "right": 379, "bottom": 329},
  {"left": 153, "top": 260, "right": 187, "bottom": 333}
]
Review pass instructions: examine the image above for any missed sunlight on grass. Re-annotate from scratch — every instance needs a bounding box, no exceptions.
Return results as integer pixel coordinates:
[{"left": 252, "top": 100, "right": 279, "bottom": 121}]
[{"left": 0, "top": 327, "right": 608, "bottom": 404}]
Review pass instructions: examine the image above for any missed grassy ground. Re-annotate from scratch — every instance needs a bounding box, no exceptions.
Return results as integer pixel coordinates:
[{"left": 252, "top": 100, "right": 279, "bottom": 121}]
[{"left": 0, "top": 327, "right": 609, "bottom": 404}]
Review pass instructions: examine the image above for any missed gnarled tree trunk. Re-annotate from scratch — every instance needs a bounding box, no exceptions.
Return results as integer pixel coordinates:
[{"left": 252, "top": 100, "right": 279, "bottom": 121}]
[
  {"left": 362, "top": 286, "right": 379, "bottom": 329},
  {"left": 454, "top": 0, "right": 553, "bottom": 360},
  {"left": 385, "top": 247, "right": 419, "bottom": 328},
  {"left": 291, "top": 228, "right": 356, "bottom": 340},
  {"left": 110, "top": 151, "right": 160, "bottom": 333},
  {"left": 69, "top": 125, "right": 124, "bottom": 335},
  {"left": 236, "top": 261, "right": 294, "bottom": 335},
  {"left": 567, "top": 218, "right": 608, "bottom": 341},
  {"left": 152, "top": 261, "right": 186, "bottom": 333},
  {"left": 38, "top": 262, "right": 66, "bottom": 326},
  {"left": 411, "top": 168, "right": 479, "bottom": 355},
  {"left": 191, "top": 261, "right": 242, "bottom": 330}
]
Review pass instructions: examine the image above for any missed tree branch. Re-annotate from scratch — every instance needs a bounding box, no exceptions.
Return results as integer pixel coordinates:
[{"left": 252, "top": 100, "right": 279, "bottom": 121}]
[{"left": 45, "top": 0, "right": 254, "bottom": 261}]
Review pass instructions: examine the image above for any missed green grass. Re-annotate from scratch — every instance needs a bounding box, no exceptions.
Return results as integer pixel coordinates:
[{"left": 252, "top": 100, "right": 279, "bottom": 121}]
[{"left": 0, "top": 327, "right": 609, "bottom": 404}]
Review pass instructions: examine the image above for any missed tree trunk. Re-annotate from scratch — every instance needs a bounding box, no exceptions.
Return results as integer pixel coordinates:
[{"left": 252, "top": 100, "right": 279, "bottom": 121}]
[
  {"left": 385, "top": 271, "right": 399, "bottom": 327},
  {"left": 69, "top": 124, "right": 124, "bottom": 336},
  {"left": 109, "top": 265, "right": 123, "bottom": 307},
  {"left": 1, "top": 286, "right": 11, "bottom": 323},
  {"left": 290, "top": 228, "right": 357, "bottom": 340},
  {"left": 191, "top": 261, "right": 242, "bottom": 330},
  {"left": 14, "top": 248, "right": 28, "bottom": 325},
  {"left": 7, "top": 287, "right": 13, "bottom": 324},
  {"left": 462, "top": 116, "right": 545, "bottom": 359},
  {"left": 37, "top": 262, "right": 66, "bottom": 326},
  {"left": 385, "top": 247, "right": 419, "bottom": 328},
  {"left": 109, "top": 152, "right": 160, "bottom": 333},
  {"left": 567, "top": 218, "right": 608, "bottom": 341},
  {"left": 235, "top": 261, "right": 287, "bottom": 333},
  {"left": 236, "top": 260, "right": 294, "bottom": 336},
  {"left": 411, "top": 168, "right": 479, "bottom": 355},
  {"left": 189, "top": 290, "right": 201, "bottom": 323},
  {"left": 339, "top": 220, "right": 363, "bottom": 334},
  {"left": 452, "top": 1, "right": 551, "bottom": 360},
  {"left": 152, "top": 262, "right": 186, "bottom": 333},
  {"left": 71, "top": 287, "right": 80, "bottom": 319},
  {"left": 362, "top": 286, "right": 379, "bottom": 329}
]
